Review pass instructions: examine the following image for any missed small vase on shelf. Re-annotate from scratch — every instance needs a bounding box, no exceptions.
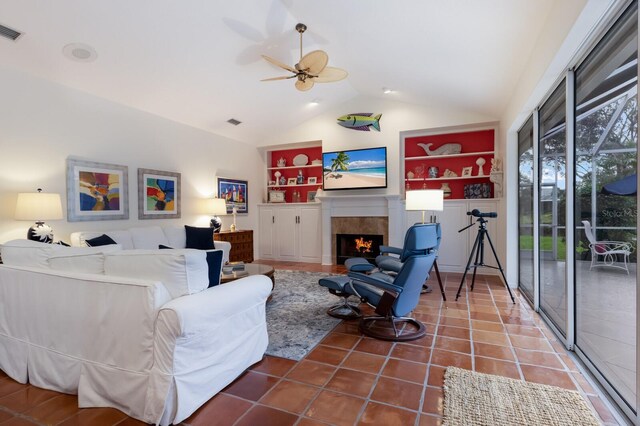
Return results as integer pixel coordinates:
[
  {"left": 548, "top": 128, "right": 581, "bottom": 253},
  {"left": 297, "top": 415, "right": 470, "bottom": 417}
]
[
  {"left": 440, "top": 182, "right": 452, "bottom": 198},
  {"left": 476, "top": 157, "right": 486, "bottom": 176}
]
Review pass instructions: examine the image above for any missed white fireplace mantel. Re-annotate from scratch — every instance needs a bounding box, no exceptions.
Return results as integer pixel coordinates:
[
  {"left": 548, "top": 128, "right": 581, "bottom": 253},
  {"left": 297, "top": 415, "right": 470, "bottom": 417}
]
[{"left": 316, "top": 194, "right": 403, "bottom": 265}]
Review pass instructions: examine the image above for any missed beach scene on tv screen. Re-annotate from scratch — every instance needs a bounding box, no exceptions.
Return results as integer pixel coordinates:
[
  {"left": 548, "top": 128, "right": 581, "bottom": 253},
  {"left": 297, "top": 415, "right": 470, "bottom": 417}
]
[{"left": 323, "top": 148, "right": 387, "bottom": 190}]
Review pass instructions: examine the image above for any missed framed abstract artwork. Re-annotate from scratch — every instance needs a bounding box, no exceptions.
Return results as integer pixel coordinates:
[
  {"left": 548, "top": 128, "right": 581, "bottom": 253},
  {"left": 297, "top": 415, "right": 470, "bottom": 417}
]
[
  {"left": 138, "top": 168, "right": 181, "bottom": 219},
  {"left": 217, "top": 177, "right": 248, "bottom": 214},
  {"left": 66, "top": 158, "right": 129, "bottom": 222}
]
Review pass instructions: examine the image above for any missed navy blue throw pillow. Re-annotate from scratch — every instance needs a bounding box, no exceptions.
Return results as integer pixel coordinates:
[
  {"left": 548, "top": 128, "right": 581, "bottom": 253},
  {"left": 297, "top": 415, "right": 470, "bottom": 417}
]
[
  {"left": 184, "top": 226, "right": 215, "bottom": 250},
  {"left": 205, "top": 250, "right": 223, "bottom": 287},
  {"left": 86, "top": 234, "right": 117, "bottom": 247}
]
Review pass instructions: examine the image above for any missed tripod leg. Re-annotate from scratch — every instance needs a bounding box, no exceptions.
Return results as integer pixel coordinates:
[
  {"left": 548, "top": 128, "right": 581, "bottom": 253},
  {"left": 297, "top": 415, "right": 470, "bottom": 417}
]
[
  {"left": 456, "top": 230, "right": 481, "bottom": 301},
  {"left": 470, "top": 231, "right": 482, "bottom": 292},
  {"left": 484, "top": 231, "right": 516, "bottom": 304},
  {"left": 433, "top": 260, "right": 446, "bottom": 301}
]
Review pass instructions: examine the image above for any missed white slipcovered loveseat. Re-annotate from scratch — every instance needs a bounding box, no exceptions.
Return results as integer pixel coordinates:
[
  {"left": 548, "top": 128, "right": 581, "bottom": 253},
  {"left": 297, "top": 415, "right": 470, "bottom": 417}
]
[{"left": 0, "top": 238, "right": 271, "bottom": 425}]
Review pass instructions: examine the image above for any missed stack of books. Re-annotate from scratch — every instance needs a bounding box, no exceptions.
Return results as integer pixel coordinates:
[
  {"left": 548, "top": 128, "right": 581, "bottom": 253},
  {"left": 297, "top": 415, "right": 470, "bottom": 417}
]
[{"left": 229, "top": 261, "right": 245, "bottom": 271}]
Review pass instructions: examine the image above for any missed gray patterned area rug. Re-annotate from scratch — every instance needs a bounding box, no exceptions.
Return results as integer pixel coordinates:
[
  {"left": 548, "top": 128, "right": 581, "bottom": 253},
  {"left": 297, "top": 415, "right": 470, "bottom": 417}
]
[{"left": 265, "top": 270, "right": 343, "bottom": 361}]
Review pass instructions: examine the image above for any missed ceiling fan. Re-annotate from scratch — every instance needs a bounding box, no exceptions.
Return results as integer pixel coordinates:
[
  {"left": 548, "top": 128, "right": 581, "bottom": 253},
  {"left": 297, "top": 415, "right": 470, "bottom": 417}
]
[{"left": 261, "top": 23, "right": 348, "bottom": 91}]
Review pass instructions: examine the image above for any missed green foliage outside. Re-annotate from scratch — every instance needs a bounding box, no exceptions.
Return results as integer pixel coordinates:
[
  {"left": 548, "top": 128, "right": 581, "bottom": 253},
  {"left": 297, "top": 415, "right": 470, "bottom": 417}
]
[{"left": 519, "top": 235, "right": 566, "bottom": 260}]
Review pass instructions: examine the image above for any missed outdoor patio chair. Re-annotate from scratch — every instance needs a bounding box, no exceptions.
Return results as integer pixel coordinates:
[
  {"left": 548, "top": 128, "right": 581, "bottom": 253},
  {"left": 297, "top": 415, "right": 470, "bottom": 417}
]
[{"left": 582, "top": 220, "right": 633, "bottom": 274}]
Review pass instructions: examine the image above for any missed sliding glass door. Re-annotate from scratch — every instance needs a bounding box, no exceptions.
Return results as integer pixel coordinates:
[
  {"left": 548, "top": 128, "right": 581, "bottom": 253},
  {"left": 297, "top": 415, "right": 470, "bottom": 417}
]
[
  {"left": 516, "top": 1, "right": 638, "bottom": 418},
  {"left": 539, "top": 82, "right": 568, "bottom": 335},
  {"left": 574, "top": 2, "right": 637, "bottom": 411},
  {"left": 518, "top": 117, "right": 535, "bottom": 302}
]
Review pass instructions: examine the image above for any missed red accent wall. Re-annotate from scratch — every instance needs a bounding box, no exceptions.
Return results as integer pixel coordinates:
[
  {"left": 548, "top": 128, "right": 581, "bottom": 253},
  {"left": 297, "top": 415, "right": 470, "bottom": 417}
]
[
  {"left": 405, "top": 129, "right": 495, "bottom": 199},
  {"left": 269, "top": 146, "right": 323, "bottom": 203}
]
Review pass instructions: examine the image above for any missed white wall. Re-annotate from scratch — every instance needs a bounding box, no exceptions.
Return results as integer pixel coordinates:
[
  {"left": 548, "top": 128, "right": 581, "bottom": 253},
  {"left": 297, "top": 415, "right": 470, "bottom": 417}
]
[{"left": 0, "top": 67, "right": 263, "bottom": 244}]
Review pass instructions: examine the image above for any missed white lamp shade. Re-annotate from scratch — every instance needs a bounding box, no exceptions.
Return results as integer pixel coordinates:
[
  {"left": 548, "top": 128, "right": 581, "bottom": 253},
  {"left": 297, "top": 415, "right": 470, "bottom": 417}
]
[
  {"left": 15, "top": 192, "right": 63, "bottom": 221},
  {"left": 205, "top": 198, "right": 227, "bottom": 215},
  {"left": 406, "top": 190, "right": 444, "bottom": 211}
]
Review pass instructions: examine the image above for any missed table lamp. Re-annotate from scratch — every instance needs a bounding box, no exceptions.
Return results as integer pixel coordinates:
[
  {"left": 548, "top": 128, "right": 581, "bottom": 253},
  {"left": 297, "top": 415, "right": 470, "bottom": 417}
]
[
  {"left": 406, "top": 189, "right": 444, "bottom": 223},
  {"left": 206, "top": 198, "right": 227, "bottom": 233},
  {"left": 15, "top": 189, "right": 63, "bottom": 243}
]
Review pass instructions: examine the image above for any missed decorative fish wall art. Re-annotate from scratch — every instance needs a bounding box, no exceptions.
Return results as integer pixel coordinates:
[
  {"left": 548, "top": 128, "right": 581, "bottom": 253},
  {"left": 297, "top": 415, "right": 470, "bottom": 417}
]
[{"left": 337, "top": 113, "right": 382, "bottom": 131}]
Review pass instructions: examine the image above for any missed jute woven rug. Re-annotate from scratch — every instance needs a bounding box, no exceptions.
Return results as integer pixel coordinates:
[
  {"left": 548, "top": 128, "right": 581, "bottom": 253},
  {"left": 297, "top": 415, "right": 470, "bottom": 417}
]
[{"left": 443, "top": 367, "right": 601, "bottom": 426}]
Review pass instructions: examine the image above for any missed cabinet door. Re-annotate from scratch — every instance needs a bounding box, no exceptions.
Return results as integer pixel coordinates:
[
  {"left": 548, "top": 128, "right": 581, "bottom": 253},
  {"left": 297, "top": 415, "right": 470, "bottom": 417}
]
[
  {"left": 258, "top": 207, "right": 275, "bottom": 259},
  {"left": 298, "top": 206, "right": 321, "bottom": 262},
  {"left": 275, "top": 207, "right": 298, "bottom": 260},
  {"left": 437, "top": 202, "right": 470, "bottom": 270}
]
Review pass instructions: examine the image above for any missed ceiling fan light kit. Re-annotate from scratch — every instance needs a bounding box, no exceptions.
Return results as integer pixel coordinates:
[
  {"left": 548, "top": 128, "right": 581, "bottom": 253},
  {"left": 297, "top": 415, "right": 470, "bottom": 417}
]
[{"left": 261, "top": 23, "right": 347, "bottom": 91}]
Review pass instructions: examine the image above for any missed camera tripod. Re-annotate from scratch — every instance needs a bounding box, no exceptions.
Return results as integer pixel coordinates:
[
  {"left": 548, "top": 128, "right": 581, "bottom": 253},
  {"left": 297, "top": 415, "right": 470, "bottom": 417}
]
[{"left": 454, "top": 217, "right": 515, "bottom": 304}]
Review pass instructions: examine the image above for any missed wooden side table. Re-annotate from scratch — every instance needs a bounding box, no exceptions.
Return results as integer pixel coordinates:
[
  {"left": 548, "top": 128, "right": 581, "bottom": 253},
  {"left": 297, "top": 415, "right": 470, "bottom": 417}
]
[{"left": 214, "top": 230, "right": 254, "bottom": 263}]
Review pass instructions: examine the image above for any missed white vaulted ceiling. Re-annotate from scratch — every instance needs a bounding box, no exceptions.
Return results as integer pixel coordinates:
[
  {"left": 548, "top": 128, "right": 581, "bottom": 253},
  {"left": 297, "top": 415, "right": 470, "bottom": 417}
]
[{"left": 0, "top": 0, "right": 587, "bottom": 145}]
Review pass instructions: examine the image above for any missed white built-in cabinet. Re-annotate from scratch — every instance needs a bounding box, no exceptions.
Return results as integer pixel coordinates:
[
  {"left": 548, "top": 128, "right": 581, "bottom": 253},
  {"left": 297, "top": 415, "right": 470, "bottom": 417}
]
[
  {"left": 405, "top": 199, "right": 499, "bottom": 272},
  {"left": 258, "top": 203, "right": 322, "bottom": 262}
]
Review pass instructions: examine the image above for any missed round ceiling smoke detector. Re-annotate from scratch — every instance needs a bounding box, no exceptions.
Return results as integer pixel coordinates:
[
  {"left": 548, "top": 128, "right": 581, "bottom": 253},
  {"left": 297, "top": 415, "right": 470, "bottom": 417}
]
[{"left": 62, "top": 43, "right": 97, "bottom": 63}]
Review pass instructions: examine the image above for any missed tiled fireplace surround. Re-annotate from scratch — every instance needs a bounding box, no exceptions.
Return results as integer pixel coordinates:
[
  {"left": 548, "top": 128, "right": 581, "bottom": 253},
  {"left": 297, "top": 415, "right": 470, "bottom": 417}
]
[{"left": 319, "top": 194, "right": 403, "bottom": 265}]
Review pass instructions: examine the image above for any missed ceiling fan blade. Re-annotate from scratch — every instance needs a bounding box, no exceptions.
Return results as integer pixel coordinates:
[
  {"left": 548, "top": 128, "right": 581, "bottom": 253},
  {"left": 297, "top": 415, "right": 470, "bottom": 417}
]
[
  {"left": 261, "top": 75, "right": 297, "bottom": 81},
  {"left": 314, "top": 66, "right": 348, "bottom": 83},
  {"left": 261, "top": 55, "right": 297, "bottom": 73},
  {"left": 295, "top": 79, "right": 314, "bottom": 91},
  {"left": 298, "top": 50, "right": 328, "bottom": 75}
]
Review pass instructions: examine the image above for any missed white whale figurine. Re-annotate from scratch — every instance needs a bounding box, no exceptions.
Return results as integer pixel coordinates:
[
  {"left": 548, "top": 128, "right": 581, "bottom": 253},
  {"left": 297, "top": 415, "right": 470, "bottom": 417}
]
[{"left": 417, "top": 143, "right": 462, "bottom": 156}]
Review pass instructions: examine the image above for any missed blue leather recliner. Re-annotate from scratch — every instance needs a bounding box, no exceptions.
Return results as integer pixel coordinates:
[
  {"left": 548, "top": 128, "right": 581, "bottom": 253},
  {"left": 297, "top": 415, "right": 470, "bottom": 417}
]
[
  {"left": 319, "top": 223, "right": 438, "bottom": 341},
  {"left": 343, "top": 223, "right": 445, "bottom": 301}
]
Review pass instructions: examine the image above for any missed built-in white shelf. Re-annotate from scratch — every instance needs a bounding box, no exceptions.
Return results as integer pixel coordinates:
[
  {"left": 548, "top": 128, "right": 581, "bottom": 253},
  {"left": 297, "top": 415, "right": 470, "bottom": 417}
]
[
  {"left": 267, "top": 164, "right": 323, "bottom": 171},
  {"left": 405, "top": 151, "right": 495, "bottom": 161},
  {"left": 405, "top": 175, "right": 491, "bottom": 182},
  {"left": 267, "top": 183, "right": 320, "bottom": 188}
]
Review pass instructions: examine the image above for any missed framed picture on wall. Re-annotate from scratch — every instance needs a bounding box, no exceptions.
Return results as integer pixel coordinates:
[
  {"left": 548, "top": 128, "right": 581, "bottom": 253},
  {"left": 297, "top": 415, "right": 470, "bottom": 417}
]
[
  {"left": 66, "top": 158, "right": 129, "bottom": 222},
  {"left": 137, "top": 168, "right": 181, "bottom": 219},
  {"left": 308, "top": 177, "right": 317, "bottom": 185},
  {"left": 217, "top": 177, "right": 248, "bottom": 214}
]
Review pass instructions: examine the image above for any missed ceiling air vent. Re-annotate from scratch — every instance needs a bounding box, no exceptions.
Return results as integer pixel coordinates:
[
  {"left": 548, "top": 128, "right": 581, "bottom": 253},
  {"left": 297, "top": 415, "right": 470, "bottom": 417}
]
[
  {"left": 0, "top": 23, "right": 22, "bottom": 41},
  {"left": 227, "top": 118, "right": 242, "bottom": 126}
]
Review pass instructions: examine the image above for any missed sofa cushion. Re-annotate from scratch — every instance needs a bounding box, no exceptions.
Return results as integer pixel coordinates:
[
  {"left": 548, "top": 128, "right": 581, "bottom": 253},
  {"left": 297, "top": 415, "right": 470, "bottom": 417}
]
[
  {"left": 163, "top": 226, "right": 187, "bottom": 248},
  {"left": 184, "top": 226, "right": 215, "bottom": 250},
  {"left": 159, "top": 245, "right": 223, "bottom": 287},
  {"left": 129, "top": 226, "right": 169, "bottom": 249},
  {"left": 48, "top": 245, "right": 123, "bottom": 274},
  {"left": 0, "top": 239, "right": 64, "bottom": 269},
  {"left": 86, "top": 234, "right": 117, "bottom": 247},
  {"left": 104, "top": 249, "right": 209, "bottom": 298}
]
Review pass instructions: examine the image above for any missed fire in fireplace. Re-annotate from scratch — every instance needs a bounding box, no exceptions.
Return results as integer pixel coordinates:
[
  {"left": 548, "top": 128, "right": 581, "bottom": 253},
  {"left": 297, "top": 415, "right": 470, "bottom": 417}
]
[{"left": 336, "top": 233, "right": 384, "bottom": 265}]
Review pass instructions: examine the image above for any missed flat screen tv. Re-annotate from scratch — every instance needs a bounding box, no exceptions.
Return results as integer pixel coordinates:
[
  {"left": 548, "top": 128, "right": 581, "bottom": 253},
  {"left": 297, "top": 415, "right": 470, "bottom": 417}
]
[{"left": 322, "top": 147, "right": 387, "bottom": 191}]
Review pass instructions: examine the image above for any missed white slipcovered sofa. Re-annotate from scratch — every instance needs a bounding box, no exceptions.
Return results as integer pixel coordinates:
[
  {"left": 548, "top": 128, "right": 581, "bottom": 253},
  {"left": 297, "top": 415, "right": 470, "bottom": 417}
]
[
  {"left": 69, "top": 225, "right": 232, "bottom": 264},
  {"left": 0, "top": 239, "right": 271, "bottom": 425}
]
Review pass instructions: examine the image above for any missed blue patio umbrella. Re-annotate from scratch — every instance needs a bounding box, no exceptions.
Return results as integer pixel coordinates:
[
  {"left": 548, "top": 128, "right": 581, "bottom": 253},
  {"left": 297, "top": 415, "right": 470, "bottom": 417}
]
[{"left": 601, "top": 174, "right": 637, "bottom": 196}]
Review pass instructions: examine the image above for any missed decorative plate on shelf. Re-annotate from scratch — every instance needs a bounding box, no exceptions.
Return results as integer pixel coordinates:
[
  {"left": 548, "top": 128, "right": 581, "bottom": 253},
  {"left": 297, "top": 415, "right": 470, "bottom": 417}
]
[
  {"left": 311, "top": 159, "right": 322, "bottom": 165},
  {"left": 293, "top": 154, "right": 309, "bottom": 166}
]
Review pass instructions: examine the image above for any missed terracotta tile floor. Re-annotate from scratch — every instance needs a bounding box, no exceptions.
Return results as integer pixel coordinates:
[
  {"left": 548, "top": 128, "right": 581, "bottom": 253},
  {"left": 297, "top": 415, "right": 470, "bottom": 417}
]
[{"left": 0, "top": 261, "right": 623, "bottom": 425}]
